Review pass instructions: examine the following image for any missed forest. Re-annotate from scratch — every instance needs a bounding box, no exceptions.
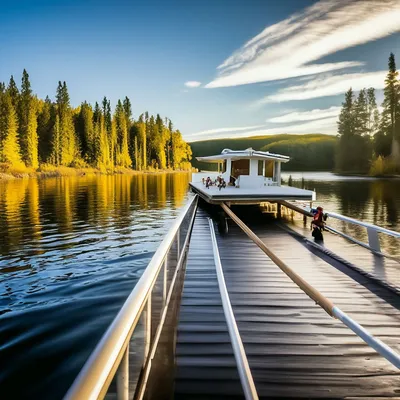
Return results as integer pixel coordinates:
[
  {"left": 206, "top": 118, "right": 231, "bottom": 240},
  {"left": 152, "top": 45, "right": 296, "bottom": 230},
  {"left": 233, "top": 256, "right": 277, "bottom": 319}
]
[
  {"left": 336, "top": 53, "right": 400, "bottom": 175},
  {"left": 0, "top": 71, "right": 192, "bottom": 176}
]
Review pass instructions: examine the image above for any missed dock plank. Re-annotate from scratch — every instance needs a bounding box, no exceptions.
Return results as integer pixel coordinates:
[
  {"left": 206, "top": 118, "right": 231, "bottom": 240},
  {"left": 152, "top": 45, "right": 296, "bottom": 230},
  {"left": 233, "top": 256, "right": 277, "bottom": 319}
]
[
  {"left": 174, "top": 209, "right": 244, "bottom": 399},
  {"left": 174, "top": 207, "right": 400, "bottom": 399}
]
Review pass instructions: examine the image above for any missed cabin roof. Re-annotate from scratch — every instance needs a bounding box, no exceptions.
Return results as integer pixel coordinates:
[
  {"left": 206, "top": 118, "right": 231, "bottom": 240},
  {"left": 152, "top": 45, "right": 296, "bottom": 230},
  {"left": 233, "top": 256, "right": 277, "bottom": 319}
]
[{"left": 196, "top": 148, "right": 290, "bottom": 163}]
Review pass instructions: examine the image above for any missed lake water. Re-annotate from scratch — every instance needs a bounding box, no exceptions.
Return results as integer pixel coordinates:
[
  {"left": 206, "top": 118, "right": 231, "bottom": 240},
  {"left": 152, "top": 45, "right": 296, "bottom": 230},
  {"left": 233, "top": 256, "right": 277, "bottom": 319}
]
[
  {"left": 0, "top": 171, "right": 399, "bottom": 399},
  {"left": 0, "top": 173, "right": 191, "bottom": 399}
]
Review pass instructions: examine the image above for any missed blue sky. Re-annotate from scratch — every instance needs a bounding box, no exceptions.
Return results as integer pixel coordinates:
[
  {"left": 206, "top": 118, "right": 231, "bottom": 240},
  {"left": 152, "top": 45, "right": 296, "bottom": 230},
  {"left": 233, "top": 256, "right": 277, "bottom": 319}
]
[{"left": 1, "top": 0, "right": 400, "bottom": 141}]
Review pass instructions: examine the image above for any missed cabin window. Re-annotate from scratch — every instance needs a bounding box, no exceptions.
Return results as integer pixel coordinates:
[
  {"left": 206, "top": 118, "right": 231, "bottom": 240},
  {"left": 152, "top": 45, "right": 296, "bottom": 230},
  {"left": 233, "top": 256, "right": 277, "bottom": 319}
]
[
  {"left": 264, "top": 161, "right": 274, "bottom": 178},
  {"left": 258, "top": 160, "right": 263, "bottom": 176},
  {"left": 221, "top": 160, "right": 227, "bottom": 173},
  {"left": 231, "top": 159, "right": 250, "bottom": 177}
]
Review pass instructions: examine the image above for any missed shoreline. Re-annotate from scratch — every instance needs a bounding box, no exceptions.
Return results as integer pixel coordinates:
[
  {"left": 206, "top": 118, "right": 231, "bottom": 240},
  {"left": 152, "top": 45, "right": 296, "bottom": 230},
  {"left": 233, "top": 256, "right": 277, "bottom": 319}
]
[{"left": 0, "top": 166, "right": 192, "bottom": 181}]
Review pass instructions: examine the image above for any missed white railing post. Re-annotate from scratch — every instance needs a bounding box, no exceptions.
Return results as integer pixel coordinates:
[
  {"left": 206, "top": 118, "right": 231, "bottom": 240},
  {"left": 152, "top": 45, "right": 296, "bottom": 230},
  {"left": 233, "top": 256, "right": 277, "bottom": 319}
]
[
  {"left": 163, "top": 259, "right": 167, "bottom": 306},
  {"left": 116, "top": 344, "right": 129, "bottom": 400},
  {"left": 367, "top": 227, "right": 381, "bottom": 252},
  {"left": 176, "top": 228, "right": 180, "bottom": 261},
  {"left": 144, "top": 295, "right": 151, "bottom": 360}
]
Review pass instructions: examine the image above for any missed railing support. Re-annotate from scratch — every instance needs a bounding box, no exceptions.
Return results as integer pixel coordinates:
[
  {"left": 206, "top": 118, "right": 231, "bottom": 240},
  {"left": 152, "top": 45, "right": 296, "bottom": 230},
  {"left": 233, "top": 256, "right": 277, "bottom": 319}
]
[
  {"left": 116, "top": 344, "right": 129, "bottom": 400},
  {"left": 163, "top": 259, "right": 168, "bottom": 306},
  {"left": 367, "top": 227, "right": 381, "bottom": 253},
  {"left": 144, "top": 295, "right": 151, "bottom": 359},
  {"left": 177, "top": 228, "right": 180, "bottom": 261}
]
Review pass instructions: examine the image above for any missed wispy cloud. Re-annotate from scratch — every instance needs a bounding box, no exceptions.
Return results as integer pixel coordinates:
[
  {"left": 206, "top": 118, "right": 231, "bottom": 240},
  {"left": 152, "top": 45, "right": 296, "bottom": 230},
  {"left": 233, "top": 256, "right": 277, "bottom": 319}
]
[
  {"left": 186, "top": 118, "right": 337, "bottom": 142},
  {"left": 267, "top": 106, "right": 341, "bottom": 123},
  {"left": 262, "top": 71, "right": 387, "bottom": 102},
  {"left": 184, "top": 81, "right": 201, "bottom": 88},
  {"left": 206, "top": 0, "right": 400, "bottom": 88},
  {"left": 186, "top": 124, "right": 265, "bottom": 138}
]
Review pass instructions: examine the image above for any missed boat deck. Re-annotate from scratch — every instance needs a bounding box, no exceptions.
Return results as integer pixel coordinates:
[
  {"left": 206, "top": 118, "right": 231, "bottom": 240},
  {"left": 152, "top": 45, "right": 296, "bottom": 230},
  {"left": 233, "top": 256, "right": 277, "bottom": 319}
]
[
  {"left": 189, "top": 182, "right": 314, "bottom": 204},
  {"left": 173, "top": 207, "right": 400, "bottom": 399}
]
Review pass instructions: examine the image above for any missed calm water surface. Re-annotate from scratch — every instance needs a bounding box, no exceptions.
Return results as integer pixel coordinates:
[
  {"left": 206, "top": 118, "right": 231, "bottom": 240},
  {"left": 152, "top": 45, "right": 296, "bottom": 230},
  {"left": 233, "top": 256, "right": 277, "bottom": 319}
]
[
  {"left": 1, "top": 171, "right": 400, "bottom": 399},
  {"left": 0, "top": 173, "right": 190, "bottom": 399},
  {"left": 282, "top": 172, "right": 400, "bottom": 255}
]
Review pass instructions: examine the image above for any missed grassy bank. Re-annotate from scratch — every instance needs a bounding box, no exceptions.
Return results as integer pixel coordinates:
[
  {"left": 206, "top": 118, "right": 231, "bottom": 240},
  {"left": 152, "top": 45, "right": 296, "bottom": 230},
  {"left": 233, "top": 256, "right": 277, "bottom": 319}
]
[{"left": 0, "top": 164, "right": 191, "bottom": 180}]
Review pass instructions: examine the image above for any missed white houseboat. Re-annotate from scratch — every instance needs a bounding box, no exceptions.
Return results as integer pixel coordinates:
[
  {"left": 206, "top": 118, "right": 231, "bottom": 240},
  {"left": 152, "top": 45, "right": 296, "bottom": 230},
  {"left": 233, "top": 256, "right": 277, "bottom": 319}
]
[{"left": 190, "top": 148, "right": 315, "bottom": 204}]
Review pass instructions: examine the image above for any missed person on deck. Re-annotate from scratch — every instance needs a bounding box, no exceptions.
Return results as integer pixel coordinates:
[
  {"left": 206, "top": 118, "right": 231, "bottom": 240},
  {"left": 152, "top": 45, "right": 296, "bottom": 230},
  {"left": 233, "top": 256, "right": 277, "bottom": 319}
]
[
  {"left": 311, "top": 206, "right": 324, "bottom": 229},
  {"left": 218, "top": 178, "right": 226, "bottom": 191}
]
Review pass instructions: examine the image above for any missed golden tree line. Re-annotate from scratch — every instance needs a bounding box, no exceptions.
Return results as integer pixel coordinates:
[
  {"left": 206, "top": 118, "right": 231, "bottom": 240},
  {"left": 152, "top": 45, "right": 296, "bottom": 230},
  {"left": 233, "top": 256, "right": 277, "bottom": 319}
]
[{"left": 0, "top": 70, "right": 192, "bottom": 171}]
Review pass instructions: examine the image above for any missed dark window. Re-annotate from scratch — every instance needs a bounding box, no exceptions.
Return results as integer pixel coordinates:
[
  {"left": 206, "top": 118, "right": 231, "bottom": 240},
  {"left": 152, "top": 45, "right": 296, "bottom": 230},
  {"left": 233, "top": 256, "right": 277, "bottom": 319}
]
[
  {"left": 231, "top": 159, "right": 250, "bottom": 177},
  {"left": 258, "top": 160, "right": 263, "bottom": 176}
]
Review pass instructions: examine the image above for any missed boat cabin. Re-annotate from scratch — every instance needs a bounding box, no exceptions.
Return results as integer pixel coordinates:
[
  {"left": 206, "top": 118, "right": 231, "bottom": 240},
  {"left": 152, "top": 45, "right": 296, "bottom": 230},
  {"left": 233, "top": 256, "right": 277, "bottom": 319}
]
[
  {"left": 194, "top": 148, "right": 288, "bottom": 189},
  {"left": 190, "top": 148, "right": 315, "bottom": 204}
]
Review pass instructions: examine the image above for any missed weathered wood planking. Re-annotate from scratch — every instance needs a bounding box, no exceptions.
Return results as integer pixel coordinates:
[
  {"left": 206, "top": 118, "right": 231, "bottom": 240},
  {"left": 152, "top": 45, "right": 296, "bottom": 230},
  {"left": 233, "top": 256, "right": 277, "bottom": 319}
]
[
  {"left": 215, "top": 210, "right": 400, "bottom": 398},
  {"left": 174, "top": 207, "right": 400, "bottom": 399},
  {"left": 174, "top": 209, "right": 244, "bottom": 399}
]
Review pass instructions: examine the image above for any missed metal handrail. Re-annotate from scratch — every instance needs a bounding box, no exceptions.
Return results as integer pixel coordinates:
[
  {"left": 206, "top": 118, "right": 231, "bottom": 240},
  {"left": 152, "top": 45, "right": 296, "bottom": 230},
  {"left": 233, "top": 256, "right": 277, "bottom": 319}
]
[
  {"left": 280, "top": 200, "right": 400, "bottom": 254},
  {"left": 64, "top": 195, "right": 198, "bottom": 400},
  {"left": 208, "top": 219, "right": 259, "bottom": 400},
  {"left": 326, "top": 211, "right": 400, "bottom": 239}
]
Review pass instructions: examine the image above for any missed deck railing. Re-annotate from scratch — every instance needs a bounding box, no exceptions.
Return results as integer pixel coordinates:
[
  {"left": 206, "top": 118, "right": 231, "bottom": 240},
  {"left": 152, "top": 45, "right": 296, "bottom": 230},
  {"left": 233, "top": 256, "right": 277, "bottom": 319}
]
[
  {"left": 64, "top": 195, "right": 198, "bottom": 400},
  {"left": 324, "top": 211, "right": 400, "bottom": 253},
  {"left": 280, "top": 201, "right": 400, "bottom": 255}
]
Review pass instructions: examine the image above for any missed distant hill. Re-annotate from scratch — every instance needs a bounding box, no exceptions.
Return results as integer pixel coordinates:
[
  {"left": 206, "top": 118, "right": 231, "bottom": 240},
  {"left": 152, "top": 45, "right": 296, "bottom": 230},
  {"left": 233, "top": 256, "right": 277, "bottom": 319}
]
[{"left": 189, "top": 134, "right": 337, "bottom": 171}]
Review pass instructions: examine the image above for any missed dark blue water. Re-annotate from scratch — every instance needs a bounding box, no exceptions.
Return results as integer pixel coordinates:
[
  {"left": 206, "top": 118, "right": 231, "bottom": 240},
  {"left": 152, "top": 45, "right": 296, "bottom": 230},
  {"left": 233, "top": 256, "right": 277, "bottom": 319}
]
[{"left": 0, "top": 173, "right": 190, "bottom": 399}]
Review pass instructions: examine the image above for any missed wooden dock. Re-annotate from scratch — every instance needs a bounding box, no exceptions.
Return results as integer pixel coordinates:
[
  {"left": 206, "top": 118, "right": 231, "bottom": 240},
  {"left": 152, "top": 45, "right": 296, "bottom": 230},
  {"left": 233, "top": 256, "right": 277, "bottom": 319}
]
[{"left": 173, "top": 207, "right": 400, "bottom": 399}]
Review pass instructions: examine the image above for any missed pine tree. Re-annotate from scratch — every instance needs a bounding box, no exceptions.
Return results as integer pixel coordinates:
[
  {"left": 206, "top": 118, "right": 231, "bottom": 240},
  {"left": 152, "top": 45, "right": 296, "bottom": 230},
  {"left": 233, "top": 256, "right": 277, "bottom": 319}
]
[
  {"left": 26, "top": 101, "right": 39, "bottom": 169},
  {"left": 52, "top": 81, "right": 77, "bottom": 166},
  {"left": 38, "top": 96, "right": 54, "bottom": 162},
  {"left": 7, "top": 75, "right": 19, "bottom": 108},
  {"left": 51, "top": 114, "right": 61, "bottom": 166},
  {"left": 354, "top": 89, "right": 368, "bottom": 136},
  {"left": 366, "top": 88, "right": 380, "bottom": 137},
  {"left": 337, "top": 88, "right": 355, "bottom": 137},
  {"left": 114, "top": 100, "right": 131, "bottom": 167},
  {"left": 18, "top": 69, "right": 34, "bottom": 163},
  {"left": 77, "top": 102, "right": 95, "bottom": 162},
  {"left": 336, "top": 88, "right": 372, "bottom": 173},
  {"left": 381, "top": 53, "right": 400, "bottom": 161},
  {"left": 0, "top": 94, "right": 24, "bottom": 167}
]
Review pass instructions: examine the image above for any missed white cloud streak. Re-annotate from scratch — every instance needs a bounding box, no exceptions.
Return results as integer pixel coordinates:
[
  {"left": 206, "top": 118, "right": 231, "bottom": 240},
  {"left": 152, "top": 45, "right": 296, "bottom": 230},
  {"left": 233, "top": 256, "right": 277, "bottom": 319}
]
[
  {"left": 263, "top": 71, "right": 387, "bottom": 102},
  {"left": 206, "top": 0, "right": 400, "bottom": 88},
  {"left": 267, "top": 106, "right": 341, "bottom": 123},
  {"left": 185, "top": 124, "right": 265, "bottom": 137},
  {"left": 184, "top": 81, "right": 201, "bottom": 88},
  {"left": 186, "top": 118, "right": 337, "bottom": 142}
]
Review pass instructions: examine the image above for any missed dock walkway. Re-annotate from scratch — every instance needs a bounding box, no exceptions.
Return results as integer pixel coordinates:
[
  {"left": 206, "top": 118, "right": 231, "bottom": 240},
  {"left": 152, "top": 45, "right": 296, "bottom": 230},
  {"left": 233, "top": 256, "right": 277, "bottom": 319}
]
[{"left": 174, "top": 207, "right": 400, "bottom": 399}]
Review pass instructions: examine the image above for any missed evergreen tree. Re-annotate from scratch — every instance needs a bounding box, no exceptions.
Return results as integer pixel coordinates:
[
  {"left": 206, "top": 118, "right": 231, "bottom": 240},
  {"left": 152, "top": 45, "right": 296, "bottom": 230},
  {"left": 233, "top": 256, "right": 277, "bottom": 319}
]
[
  {"left": 381, "top": 53, "right": 400, "bottom": 161},
  {"left": 366, "top": 88, "right": 380, "bottom": 137},
  {"left": 337, "top": 88, "right": 355, "bottom": 137},
  {"left": 336, "top": 88, "right": 371, "bottom": 173},
  {"left": 7, "top": 75, "right": 19, "bottom": 108},
  {"left": 18, "top": 69, "right": 34, "bottom": 163},
  {"left": 114, "top": 100, "right": 131, "bottom": 167},
  {"left": 52, "top": 81, "right": 77, "bottom": 166},
  {"left": 77, "top": 102, "right": 95, "bottom": 162},
  {"left": 26, "top": 100, "right": 39, "bottom": 169},
  {"left": 37, "top": 96, "right": 54, "bottom": 162},
  {"left": 51, "top": 114, "right": 61, "bottom": 166},
  {"left": 0, "top": 94, "right": 23, "bottom": 167},
  {"left": 354, "top": 89, "right": 368, "bottom": 136}
]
